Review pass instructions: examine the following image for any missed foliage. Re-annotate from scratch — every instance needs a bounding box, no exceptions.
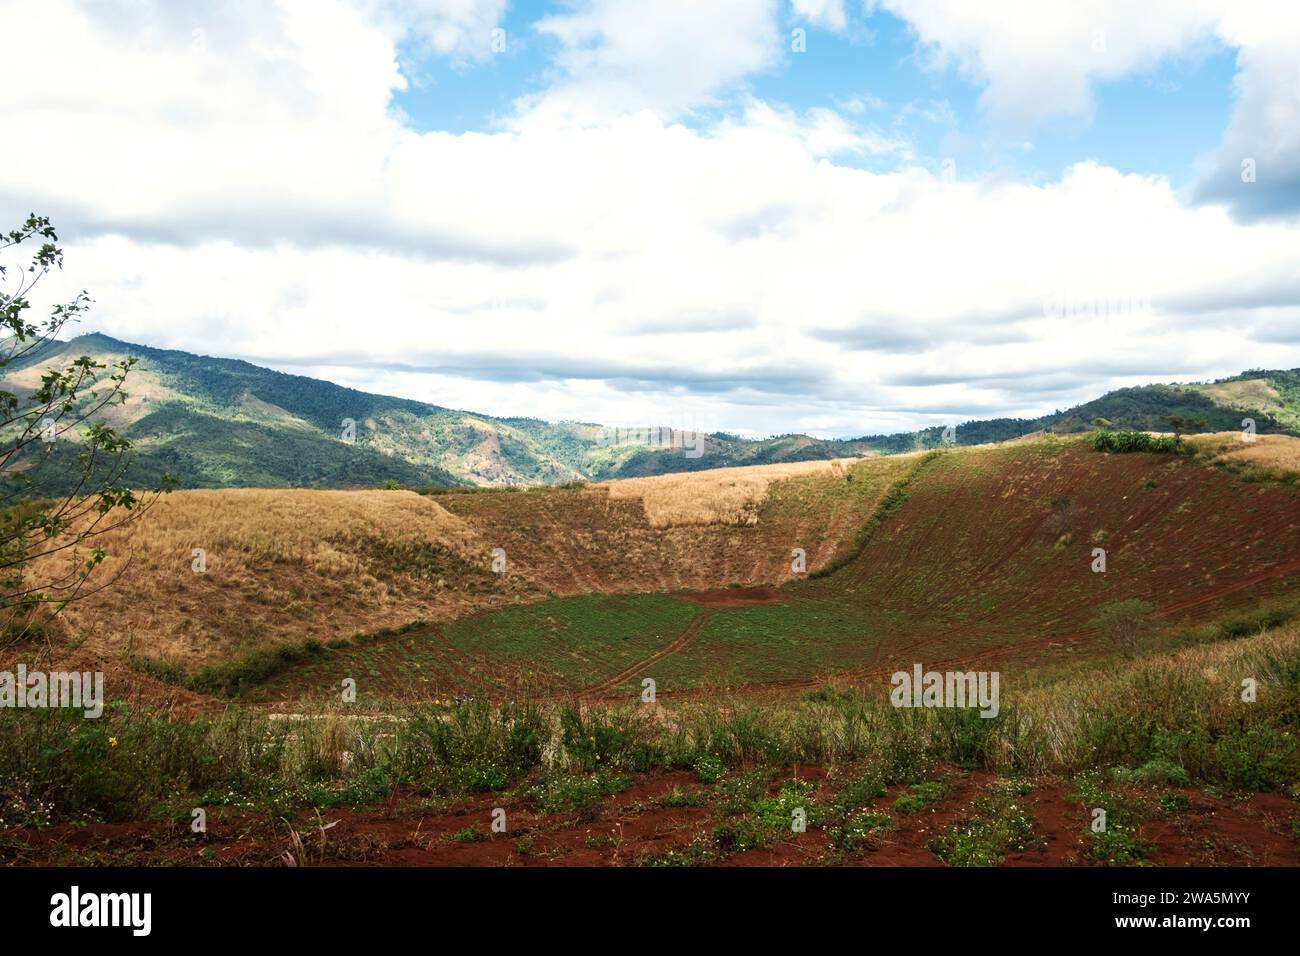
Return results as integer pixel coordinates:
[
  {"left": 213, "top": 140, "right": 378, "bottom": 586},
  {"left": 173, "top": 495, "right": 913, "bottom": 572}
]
[
  {"left": 1090, "top": 430, "right": 1183, "bottom": 454},
  {"left": 0, "top": 215, "right": 170, "bottom": 645},
  {"left": 1092, "top": 599, "right": 1158, "bottom": 657}
]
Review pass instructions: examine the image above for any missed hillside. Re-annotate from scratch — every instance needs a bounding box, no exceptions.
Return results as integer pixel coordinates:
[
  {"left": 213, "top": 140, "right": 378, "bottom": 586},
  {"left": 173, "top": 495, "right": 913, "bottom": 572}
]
[
  {"left": 40, "top": 456, "right": 902, "bottom": 674},
  {"left": 29, "top": 434, "right": 1300, "bottom": 703},
  {"left": 857, "top": 371, "right": 1300, "bottom": 453},
  {"left": 10, "top": 437, "right": 1300, "bottom": 874},
  {"left": 3, "top": 333, "right": 1298, "bottom": 491}
]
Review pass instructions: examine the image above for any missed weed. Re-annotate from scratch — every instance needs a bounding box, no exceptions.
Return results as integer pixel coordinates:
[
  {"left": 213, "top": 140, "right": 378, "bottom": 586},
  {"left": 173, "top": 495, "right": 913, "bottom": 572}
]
[
  {"left": 447, "top": 825, "right": 484, "bottom": 843},
  {"left": 929, "top": 791, "right": 1039, "bottom": 866},
  {"left": 831, "top": 810, "right": 891, "bottom": 852},
  {"left": 894, "top": 780, "right": 945, "bottom": 812}
]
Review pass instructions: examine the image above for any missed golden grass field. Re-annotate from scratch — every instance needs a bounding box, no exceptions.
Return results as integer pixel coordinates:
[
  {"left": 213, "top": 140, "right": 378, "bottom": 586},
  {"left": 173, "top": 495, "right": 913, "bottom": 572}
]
[
  {"left": 600, "top": 458, "right": 859, "bottom": 527},
  {"left": 1188, "top": 432, "right": 1300, "bottom": 473},
  {"left": 36, "top": 488, "right": 510, "bottom": 666}
]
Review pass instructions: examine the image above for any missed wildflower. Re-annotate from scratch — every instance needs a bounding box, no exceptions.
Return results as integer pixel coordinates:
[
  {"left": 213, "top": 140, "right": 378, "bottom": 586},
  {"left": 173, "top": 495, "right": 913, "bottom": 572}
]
[{"left": 108, "top": 737, "right": 118, "bottom": 748}]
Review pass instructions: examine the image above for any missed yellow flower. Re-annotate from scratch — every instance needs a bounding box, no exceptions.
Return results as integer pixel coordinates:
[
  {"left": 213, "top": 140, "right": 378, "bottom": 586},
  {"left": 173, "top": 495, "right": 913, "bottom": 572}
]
[{"left": 108, "top": 737, "right": 117, "bottom": 748}]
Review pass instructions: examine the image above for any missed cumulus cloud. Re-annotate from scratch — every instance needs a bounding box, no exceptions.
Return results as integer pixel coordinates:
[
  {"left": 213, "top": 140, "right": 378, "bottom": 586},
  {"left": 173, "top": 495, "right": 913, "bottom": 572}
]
[
  {"left": 1193, "top": 4, "right": 1300, "bottom": 221},
  {"left": 791, "top": 0, "right": 848, "bottom": 32},
  {"left": 2, "top": 0, "right": 1298, "bottom": 439},
  {"left": 874, "top": 0, "right": 1220, "bottom": 131},
  {"left": 877, "top": 0, "right": 1300, "bottom": 221},
  {"left": 519, "top": 0, "right": 782, "bottom": 125},
  {"left": 374, "top": 0, "right": 510, "bottom": 62}
]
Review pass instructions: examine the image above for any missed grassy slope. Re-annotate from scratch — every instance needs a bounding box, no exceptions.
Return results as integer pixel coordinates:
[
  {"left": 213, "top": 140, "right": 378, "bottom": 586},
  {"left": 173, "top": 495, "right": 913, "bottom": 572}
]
[
  {"left": 36, "top": 457, "right": 903, "bottom": 681},
  {"left": 255, "top": 436, "right": 1300, "bottom": 701}
]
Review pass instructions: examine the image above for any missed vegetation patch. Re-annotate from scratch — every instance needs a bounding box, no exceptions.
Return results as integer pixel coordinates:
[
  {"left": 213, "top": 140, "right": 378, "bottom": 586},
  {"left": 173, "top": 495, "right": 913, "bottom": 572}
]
[{"left": 928, "top": 790, "right": 1040, "bottom": 866}]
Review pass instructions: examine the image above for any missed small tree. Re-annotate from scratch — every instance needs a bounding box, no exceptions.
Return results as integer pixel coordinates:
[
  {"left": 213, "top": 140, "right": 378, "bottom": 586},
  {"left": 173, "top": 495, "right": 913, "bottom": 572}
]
[
  {"left": 1161, "top": 415, "right": 1205, "bottom": 447},
  {"left": 1091, "top": 598, "right": 1157, "bottom": 658},
  {"left": 0, "top": 214, "right": 170, "bottom": 648}
]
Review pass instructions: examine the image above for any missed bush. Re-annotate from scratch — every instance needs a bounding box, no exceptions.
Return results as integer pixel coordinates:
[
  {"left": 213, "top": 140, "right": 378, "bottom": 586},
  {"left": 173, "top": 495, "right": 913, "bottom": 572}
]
[
  {"left": 834, "top": 767, "right": 886, "bottom": 812},
  {"left": 395, "top": 700, "right": 545, "bottom": 793},
  {"left": 693, "top": 754, "right": 725, "bottom": 784},
  {"left": 559, "top": 706, "right": 657, "bottom": 772},
  {"left": 1092, "top": 599, "right": 1157, "bottom": 658},
  {"left": 1091, "top": 430, "right": 1182, "bottom": 454},
  {"left": 1215, "top": 723, "right": 1298, "bottom": 792}
]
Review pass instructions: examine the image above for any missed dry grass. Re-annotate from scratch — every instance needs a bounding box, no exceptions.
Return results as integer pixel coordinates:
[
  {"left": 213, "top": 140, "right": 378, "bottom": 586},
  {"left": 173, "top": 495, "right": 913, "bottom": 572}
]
[
  {"left": 33, "top": 489, "right": 513, "bottom": 667},
  {"left": 1188, "top": 432, "right": 1300, "bottom": 475},
  {"left": 1001, "top": 618, "right": 1300, "bottom": 771},
  {"left": 31, "top": 458, "right": 888, "bottom": 668},
  {"left": 601, "top": 458, "right": 857, "bottom": 527},
  {"left": 1197, "top": 378, "right": 1284, "bottom": 417}
]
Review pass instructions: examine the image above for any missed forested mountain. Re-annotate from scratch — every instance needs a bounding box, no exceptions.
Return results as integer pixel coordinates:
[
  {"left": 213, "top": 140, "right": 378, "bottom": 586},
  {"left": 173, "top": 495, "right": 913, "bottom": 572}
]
[{"left": 4, "top": 333, "right": 1295, "bottom": 491}]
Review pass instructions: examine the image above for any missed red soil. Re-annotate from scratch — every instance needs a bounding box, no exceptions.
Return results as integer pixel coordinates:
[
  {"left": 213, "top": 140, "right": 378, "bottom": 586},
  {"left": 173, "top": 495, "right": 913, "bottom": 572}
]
[
  {"left": 814, "top": 443, "right": 1300, "bottom": 672},
  {"left": 6, "top": 768, "right": 1295, "bottom": 868},
  {"left": 676, "top": 587, "right": 784, "bottom": 607}
]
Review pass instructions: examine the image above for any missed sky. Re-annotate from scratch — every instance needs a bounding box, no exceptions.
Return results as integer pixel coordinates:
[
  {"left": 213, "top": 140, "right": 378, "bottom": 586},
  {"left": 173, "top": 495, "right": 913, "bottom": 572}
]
[{"left": 2, "top": 0, "right": 1298, "bottom": 439}]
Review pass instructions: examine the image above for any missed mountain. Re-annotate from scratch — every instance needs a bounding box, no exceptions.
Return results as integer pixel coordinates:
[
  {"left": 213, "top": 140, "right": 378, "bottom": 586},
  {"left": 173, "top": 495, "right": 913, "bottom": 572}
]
[
  {"left": 3, "top": 333, "right": 1297, "bottom": 491},
  {"left": 856, "top": 371, "right": 1300, "bottom": 453}
]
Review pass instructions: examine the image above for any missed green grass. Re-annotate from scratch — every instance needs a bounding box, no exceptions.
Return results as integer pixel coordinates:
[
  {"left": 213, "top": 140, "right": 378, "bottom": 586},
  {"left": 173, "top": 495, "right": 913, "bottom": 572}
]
[
  {"left": 447, "top": 825, "right": 485, "bottom": 843},
  {"left": 894, "top": 781, "right": 946, "bottom": 812},
  {"left": 640, "top": 596, "right": 885, "bottom": 691},
  {"left": 442, "top": 593, "right": 699, "bottom": 692},
  {"left": 830, "top": 810, "right": 891, "bottom": 852},
  {"left": 524, "top": 772, "right": 632, "bottom": 814},
  {"left": 928, "top": 790, "right": 1040, "bottom": 866},
  {"left": 657, "top": 786, "right": 708, "bottom": 808},
  {"left": 4, "top": 620, "right": 1298, "bottom": 829},
  {"left": 1072, "top": 771, "right": 1152, "bottom": 866}
]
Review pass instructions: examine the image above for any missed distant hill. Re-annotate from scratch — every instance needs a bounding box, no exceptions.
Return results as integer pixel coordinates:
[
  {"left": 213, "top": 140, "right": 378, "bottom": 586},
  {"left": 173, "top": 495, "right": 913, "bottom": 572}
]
[
  {"left": 3, "top": 333, "right": 1296, "bottom": 491},
  {"left": 857, "top": 370, "right": 1299, "bottom": 453}
]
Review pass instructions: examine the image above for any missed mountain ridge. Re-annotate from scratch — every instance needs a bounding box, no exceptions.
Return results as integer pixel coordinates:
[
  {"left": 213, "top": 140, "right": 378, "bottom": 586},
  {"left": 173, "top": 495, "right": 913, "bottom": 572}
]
[{"left": 4, "top": 332, "right": 1297, "bottom": 491}]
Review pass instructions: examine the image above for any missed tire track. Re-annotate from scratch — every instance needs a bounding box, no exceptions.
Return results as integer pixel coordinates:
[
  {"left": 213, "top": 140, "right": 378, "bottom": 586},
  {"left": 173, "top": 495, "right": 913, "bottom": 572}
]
[{"left": 581, "top": 609, "right": 714, "bottom": 699}]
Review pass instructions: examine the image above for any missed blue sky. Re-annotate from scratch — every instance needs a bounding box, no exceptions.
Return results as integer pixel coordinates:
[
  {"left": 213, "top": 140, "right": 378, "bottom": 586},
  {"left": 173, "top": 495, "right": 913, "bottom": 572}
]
[{"left": 394, "top": 3, "right": 1239, "bottom": 188}]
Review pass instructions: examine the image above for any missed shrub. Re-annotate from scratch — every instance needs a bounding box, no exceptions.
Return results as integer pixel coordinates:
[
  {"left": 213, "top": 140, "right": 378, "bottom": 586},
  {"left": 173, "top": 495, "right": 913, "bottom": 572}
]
[
  {"left": 1215, "top": 723, "right": 1298, "bottom": 792},
  {"left": 395, "top": 700, "right": 545, "bottom": 793},
  {"left": 1092, "top": 599, "right": 1158, "bottom": 658},
  {"left": 1091, "top": 430, "right": 1182, "bottom": 455}
]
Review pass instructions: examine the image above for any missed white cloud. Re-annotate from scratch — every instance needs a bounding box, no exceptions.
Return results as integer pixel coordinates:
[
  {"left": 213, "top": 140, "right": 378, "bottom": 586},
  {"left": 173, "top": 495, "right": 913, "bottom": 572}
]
[
  {"left": 3, "top": 0, "right": 1299, "bottom": 440},
  {"left": 791, "top": 0, "right": 848, "bottom": 32},
  {"left": 518, "top": 0, "right": 782, "bottom": 125},
  {"left": 876, "top": 0, "right": 1300, "bottom": 219},
  {"left": 874, "top": 0, "right": 1222, "bottom": 131},
  {"left": 1194, "top": 4, "right": 1300, "bottom": 220},
  {"left": 373, "top": 0, "right": 509, "bottom": 62}
]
